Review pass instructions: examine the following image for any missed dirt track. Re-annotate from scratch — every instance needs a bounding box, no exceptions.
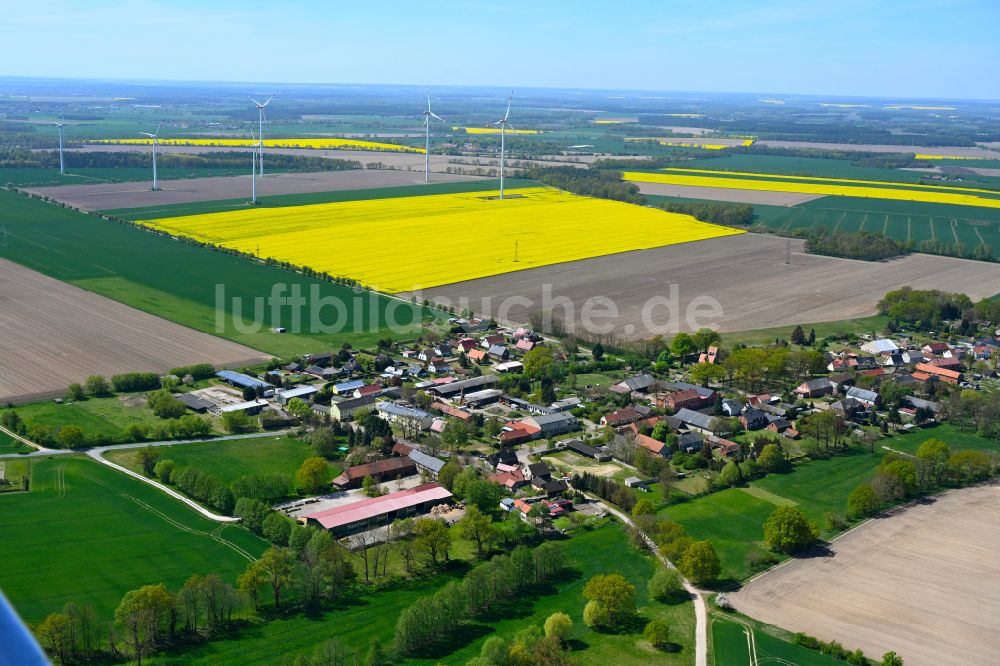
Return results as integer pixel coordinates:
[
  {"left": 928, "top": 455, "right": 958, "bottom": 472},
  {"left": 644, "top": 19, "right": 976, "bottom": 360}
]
[
  {"left": 410, "top": 234, "right": 1000, "bottom": 338},
  {"left": 24, "top": 169, "right": 487, "bottom": 211},
  {"left": 0, "top": 259, "right": 268, "bottom": 404},
  {"left": 730, "top": 483, "right": 1000, "bottom": 666},
  {"left": 632, "top": 181, "right": 824, "bottom": 205}
]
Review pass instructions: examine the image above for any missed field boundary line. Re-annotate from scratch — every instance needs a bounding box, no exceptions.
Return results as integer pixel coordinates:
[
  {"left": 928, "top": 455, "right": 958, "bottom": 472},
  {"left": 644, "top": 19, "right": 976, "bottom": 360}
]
[
  {"left": 831, "top": 210, "right": 846, "bottom": 233},
  {"left": 950, "top": 218, "right": 961, "bottom": 246},
  {"left": 930, "top": 216, "right": 936, "bottom": 240},
  {"left": 907, "top": 216, "right": 912, "bottom": 242}
]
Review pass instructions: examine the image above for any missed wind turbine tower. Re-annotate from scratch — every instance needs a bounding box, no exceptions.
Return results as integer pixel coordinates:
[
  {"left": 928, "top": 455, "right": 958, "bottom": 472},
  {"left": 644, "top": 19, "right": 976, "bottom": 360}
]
[
  {"left": 138, "top": 122, "right": 163, "bottom": 191},
  {"left": 249, "top": 127, "right": 258, "bottom": 205},
  {"left": 250, "top": 95, "right": 274, "bottom": 176},
  {"left": 55, "top": 122, "right": 65, "bottom": 174},
  {"left": 492, "top": 92, "right": 515, "bottom": 199},
  {"left": 421, "top": 91, "right": 444, "bottom": 183}
]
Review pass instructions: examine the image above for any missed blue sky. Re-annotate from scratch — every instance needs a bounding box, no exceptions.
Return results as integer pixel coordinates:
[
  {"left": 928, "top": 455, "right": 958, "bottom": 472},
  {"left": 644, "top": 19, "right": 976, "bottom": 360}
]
[{"left": 3, "top": 0, "right": 998, "bottom": 99}]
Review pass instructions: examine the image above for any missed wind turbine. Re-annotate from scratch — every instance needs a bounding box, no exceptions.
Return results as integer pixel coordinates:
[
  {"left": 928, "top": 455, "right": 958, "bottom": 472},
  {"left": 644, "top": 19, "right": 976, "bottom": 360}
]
[
  {"left": 249, "top": 127, "right": 258, "bottom": 205},
  {"left": 421, "top": 90, "right": 445, "bottom": 183},
  {"left": 55, "top": 122, "right": 65, "bottom": 174},
  {"left": 250, "top": 95, "right": 274, "bottom": 176},
  {"left": 138, "top": 122, "right": 163, "bottom": 191},
  {"left": 492, "top": 92, "right": 514, "bottom": 199}
]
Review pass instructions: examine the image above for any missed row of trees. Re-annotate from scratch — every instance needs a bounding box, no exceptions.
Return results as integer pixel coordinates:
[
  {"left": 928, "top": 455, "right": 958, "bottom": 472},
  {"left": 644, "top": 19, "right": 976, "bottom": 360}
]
[
  {"left": 394, "top": 542, "right": 566, "bottom": 656},
  {"left": 659, "top": 201, "right": 755, "bottom": 227},
  {"left": 805, "top": 231, "right": 911, "bottom": 261},
  {"left": 848, "top": 439, "right": 996, "bottom": 518},
  {"left": 918, "top": 238, "right": 996, "bottom": 263},
  {"left": 527, "top": 166, "right": 646, "bottom": 205},
  {"left": 945, "top": 390, "right": 1000, "bottom": 440},
  {"left": 0, "top": 146, "right": 362, "bottom": 173}
]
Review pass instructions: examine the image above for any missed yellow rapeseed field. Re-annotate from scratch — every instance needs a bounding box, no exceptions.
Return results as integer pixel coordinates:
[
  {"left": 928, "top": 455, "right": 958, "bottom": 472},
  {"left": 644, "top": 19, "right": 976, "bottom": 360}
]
[
  {"left": 624, "top": 138, "right": 731, "bottom": 150},
  {"left": 623, "top": 171, "right": 1000, "bottom": 209},
  {"left": 914, "top": 154, "right": 991, "bottom": 161},
  {"left": 661, "top": 167, "right": 1000, "bottom": 195},
  {"left": 141, "top": 187, "right": 743, "bottom": 292},
  {"left": 90, "top": 137, "right": 424, "bottom": 153},
  {"left": 453, "top": 127, "right": 540, "bottom": 135}
]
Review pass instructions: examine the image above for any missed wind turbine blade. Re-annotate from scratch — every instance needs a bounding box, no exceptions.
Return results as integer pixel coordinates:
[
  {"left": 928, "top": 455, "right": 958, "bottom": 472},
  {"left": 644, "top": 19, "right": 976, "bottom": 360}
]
[
  {"left": 503, "top": 93, "right": 512, "bottom": 121},
  {"left": 154, "top": 121, "right": 162, "bottom": 137},
  {"left": 250, "top": 97, "right": 262, "bottom": 107},
  {"left": 430, "top": 112, "right": 444, "bottom": 122},
  {"left": 262, "top": 95, "right": 274, "bottom": 107}
]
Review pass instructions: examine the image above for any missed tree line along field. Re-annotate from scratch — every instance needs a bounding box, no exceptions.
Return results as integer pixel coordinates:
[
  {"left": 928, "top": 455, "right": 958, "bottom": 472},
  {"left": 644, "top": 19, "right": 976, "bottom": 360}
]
[
  {"left": 155, "top": 522, "right": 695, "bottom": 666},
  {"left": 0, "top": 457, "right": 268, "bottom": 622},
  {"left": 0, "top": 189, "right": 437, "bottom": 356},
  {"left": 658, "top": 425, "right": 997, "bottom": 582},
  {"left": 752, "top": 195, "right": 1000, "bottom": 257}
]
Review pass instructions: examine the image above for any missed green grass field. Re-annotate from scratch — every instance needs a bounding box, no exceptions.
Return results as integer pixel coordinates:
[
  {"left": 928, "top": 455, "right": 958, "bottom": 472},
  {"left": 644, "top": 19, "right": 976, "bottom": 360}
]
[
  {"left": 9, "top": 395, "right": 179, "bottom": 440},
  {"left": 0, "top": 166, "right": 265, "bottom": 187},
  {"left": 0, "top": 429, "right": 31, "bottom": 454},
  {"left": 752, "top": 195, "right": 1000, "bottom": 257},
  {"left": 661, "top": 426, "right": 998, "bottom": 582},
  {"left": 717, "top": 314, "right": 889, "bottom": 348},
  {"left": 103, "top": 178, "right": 538, "bottom": 220},
  {"left": 104, "top": 435, "right": 337, "bottom": 487},
  {"left": 662, "top": 489, "right": 777, "bottom": 582},
  {"left": 159, "top": 523, "right": 694, "bottom": 665},
  {"left": 884, "top": 423, "right": 999, "bottom": 454},
  {"left": 711, "top": 617, "right": 848, "bottom": 666},
  {"left": 751, "top": 449, "right": 883, "bottom": 531},
  {"left": 0, "top": 457, "right": 268, "bottom": 622},
  {"left": 0, "top": 189, "right": 439, "bottom": 356}
]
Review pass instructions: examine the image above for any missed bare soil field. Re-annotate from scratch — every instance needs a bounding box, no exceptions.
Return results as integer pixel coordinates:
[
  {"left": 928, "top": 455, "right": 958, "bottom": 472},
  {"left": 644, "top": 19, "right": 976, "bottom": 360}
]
[
  {"left": 730, "top": 483, "right": 1000, "bottom": 666},
  {"left": 632, "top": 181, "right": 825, "bottom": 205},
  {"left": 756, "top": 140, "right": 999, "bottom": 158},
  {"left": 410, "top": 234, "right": 1000, "bottom": 339},
  {"left": 52, "top": 145, "right": 597, "bottom": 174},
  {"left": 0, "top": 259, "right": 268, "bottom": 404},
  {"left": 24, "top": 169, "right": 487, "bottom": 211}
]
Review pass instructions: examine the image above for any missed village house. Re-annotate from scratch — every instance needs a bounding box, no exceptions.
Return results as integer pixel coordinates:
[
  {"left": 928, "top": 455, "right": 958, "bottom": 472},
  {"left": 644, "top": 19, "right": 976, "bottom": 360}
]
[
  {"left": 600, "top": 406, "right": 643, "bottom": 427},
  {"left": 661, "top": 388, "right": 707, "bottom": 412},
  {"left": 332, "top": 457, "right": 417, "bottom": 489},
  {"left": 794, "top": 377, "right": 835, "bottom": 398}
]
